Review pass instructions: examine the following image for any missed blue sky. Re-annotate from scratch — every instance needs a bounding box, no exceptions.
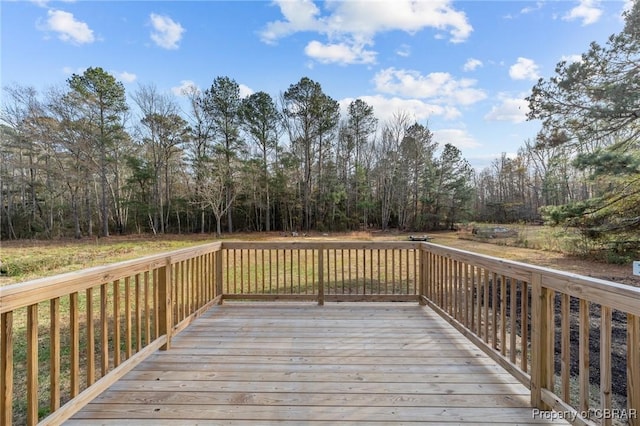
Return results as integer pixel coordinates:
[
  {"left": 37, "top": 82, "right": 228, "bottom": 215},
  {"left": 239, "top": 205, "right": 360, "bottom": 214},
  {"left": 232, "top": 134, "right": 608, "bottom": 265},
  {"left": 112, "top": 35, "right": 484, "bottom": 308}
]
[{"left": 1, "top": 0, "right": 634, "bottom": 169}]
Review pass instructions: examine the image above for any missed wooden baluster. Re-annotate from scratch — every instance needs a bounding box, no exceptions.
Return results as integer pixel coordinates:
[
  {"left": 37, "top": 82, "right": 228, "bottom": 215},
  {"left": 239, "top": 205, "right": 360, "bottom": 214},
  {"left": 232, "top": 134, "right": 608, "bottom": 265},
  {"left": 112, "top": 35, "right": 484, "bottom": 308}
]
[
  {"left": 600, "top": 305, "right": 612, "bottom": 426},
  {"left": 448, "top": 258, "right": 454, "bottom": 315},
  {"left": 113, "top": 279, "right": 121, "bottom": 367},
  {"left": 333, "top": 249, "right": 342, "bottom": 294},
  {"left": 153, "top": 269, "right": 160, "bottom": 338},
  {"left": 268, "top": 249, "right": 273, "bottom": 294},
  {"left": 628, "top": 314, "right": 640, "bottom": 426},
  {"left": 418, "top": 248, "right": 425, "bottom": 304},
  {"left": 144, "top": 271, "right": 150, "bottom": 345},
  {"left": 26, "top": 304, "right": 38, "bottom": 425},
  {"left": 1, "top": 311, "right": 13, "bottom": 426},
  {"left": 318, "top": 248, "right": 324, "bottom": 306},
  {"left": 50, "top": 298, "right": 61, "bottom": 412},
  {"left": 253, "top": 249, "right": 260, "bottom": 293},
  {"left": 304, "top": 250, "right": 316, "bottom": 294},
  {"left": 483, "top": 269, "right": 489, "bottom": 343},
  {"left": 262, "top": 249, "right": 266, "bottom": 294},
  {"left": 297, "top": 249, "right": 301, "bottom": 295},
  {"left": 509, "top": 279, "right": 517, "bottom": 364},
  {"left": 124, "top": 276, "right": 132, "bottom": 359},
  {"left": 275, "top": 249, "right": 280, "bottom": 294},
  {"left": 492, "top": 273, "right": 498, "bottom": 350},
  {"left": 579, "top": 299, "right": 590, "bottom": 413},
  {"left": 85, "top": 288, "right": 94, "bottom": 386},
  {"left": 100, "top": 283, "right": 108, "bottom": 377},
  {"left": 232, "top": 250, "right": 236, "bottom": 294},
  {"left": 216, "top": 250, "right": 223, "bottom": 302},
  {"left": 405, "top": 249, "right": 410, "bottom": 295},
  {"left": 476, "top": 267, "right": 482, "bottom": 338},
  {"left": 289, "top": 249, "right": 293, "bottom": 294},
  {"left": 469, "top": 265, "right": 475, "bottom": 332},
  {"left": 135, "top": 275, "right": 142, "bottom": 352},
  {"left": 520, "top": 282, "right": 529, "bottom": 373},
  {"left": 362, "top": 249, "right": 367, "bottom": 295},
  {"left": 382, "top": 250, "right": 386, "bottom": 295},
  {"left": 70, "top": 292, "right": 80, "bottom": 396},
  {"left": 500, "top": 276, "right": 506, "bottom": 355},
  {"left": 158, "top": 260, "right": 172, "bottom": 350},
  {"left": 561, "top": 294, "right": 570, "bottom": 402}
]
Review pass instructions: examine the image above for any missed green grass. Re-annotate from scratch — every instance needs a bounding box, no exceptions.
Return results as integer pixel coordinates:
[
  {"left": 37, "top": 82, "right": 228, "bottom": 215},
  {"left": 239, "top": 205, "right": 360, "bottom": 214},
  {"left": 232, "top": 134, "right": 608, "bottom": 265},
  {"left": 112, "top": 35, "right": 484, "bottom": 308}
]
[
  {"left": 7, "top": 278, "right": 162, "bottom": 425},
  {"left": 457, "top": 223, "right": 595, "bottom": 254},
  {"left": 0, "top": 235, "right": 218, "bottom": 285}
]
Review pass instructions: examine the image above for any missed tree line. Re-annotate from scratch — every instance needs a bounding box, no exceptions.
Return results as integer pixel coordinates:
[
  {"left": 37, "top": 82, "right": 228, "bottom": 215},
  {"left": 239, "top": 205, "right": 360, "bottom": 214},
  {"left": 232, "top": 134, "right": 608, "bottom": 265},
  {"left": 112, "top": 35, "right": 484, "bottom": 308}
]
[
  {"left": 2, "top": 1, "right": 638, "bottom": 262},
  {"left": 0, "top": 73, "right": 474, "bottom": 239},
  {"left": 476, "top": 0, "right": 640, "bottom": 261}
]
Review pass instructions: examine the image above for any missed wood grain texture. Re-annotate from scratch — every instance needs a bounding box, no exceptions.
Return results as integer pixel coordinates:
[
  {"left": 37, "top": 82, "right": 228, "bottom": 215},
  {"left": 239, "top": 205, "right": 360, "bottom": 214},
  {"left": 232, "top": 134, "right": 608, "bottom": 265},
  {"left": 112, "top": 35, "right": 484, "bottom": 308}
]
[{"left": 68, "top": 302, "right": 568, "bottom": 425}]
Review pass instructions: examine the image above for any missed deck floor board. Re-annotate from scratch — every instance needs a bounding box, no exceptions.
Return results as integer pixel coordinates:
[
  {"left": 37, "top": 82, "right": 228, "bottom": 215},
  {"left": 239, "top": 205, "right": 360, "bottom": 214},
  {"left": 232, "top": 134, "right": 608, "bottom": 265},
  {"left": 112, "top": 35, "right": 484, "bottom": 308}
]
[{"left": 68, "top": 302, "right": 568, "bottom": 425}]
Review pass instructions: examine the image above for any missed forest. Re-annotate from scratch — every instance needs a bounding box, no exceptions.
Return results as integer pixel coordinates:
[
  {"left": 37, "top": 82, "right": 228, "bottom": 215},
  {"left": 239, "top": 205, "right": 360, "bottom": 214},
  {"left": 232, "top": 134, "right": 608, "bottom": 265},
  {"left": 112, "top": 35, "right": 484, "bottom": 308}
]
[{"left": 1, "top": 2, "right": 639, "bottom": 261}]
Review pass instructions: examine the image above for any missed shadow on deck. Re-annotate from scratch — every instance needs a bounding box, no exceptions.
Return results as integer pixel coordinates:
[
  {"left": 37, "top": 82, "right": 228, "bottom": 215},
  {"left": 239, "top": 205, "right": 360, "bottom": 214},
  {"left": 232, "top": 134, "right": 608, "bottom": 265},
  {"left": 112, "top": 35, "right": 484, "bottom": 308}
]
[{"left": 67, "top": 303, "right": 567, "bottom": 425}]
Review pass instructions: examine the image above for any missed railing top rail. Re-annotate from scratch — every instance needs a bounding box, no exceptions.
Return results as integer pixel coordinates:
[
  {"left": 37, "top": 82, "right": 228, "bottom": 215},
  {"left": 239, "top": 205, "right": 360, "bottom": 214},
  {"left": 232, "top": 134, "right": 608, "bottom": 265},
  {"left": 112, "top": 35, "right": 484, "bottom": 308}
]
[
  {"left": 221, "top": 241, "right": 423, "bottom": 250},
  {"left": 3, "top": 239, "right": 638, "bottom": 315},
  {"left": 424, "top": 242, "right": 640, "bottom": 315},
  {"left": 0, "top": 241, "right": 222, "bottom": 314}
]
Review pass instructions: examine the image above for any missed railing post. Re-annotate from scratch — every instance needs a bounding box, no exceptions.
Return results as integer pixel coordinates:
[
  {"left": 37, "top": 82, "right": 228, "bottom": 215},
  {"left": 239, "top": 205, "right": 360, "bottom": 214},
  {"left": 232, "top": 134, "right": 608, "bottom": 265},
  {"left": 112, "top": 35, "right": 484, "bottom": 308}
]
[
  {"left": 318, "top": 248, "right": 324, "bottom": 306},
  {"left": 419, "top": 246, "right": 426, "bottom": 305},
  {"left": 530, "top": 272, "right": 554, "bottom": 410},
  {"left": 216, "top": 249, "right": 223, "bottom": 303},
  {"left": 628, "top": 314, "right": 640, "bottom": 426},
  {"left": 1, "top": 312, "right": 14, "bottom": 426},
  {"left": 158, "top": 258, "right": 173, "bottom": 351}
]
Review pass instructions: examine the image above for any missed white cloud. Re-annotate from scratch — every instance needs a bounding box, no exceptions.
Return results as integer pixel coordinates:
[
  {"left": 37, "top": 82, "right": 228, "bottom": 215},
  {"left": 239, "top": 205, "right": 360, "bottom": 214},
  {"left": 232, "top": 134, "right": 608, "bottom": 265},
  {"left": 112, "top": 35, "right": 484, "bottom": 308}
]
[
  {"left": 171, "top": 80, "right": 198, "bottom": 96},
  {"left": 373, "top": 67, "right": 486, "bottom": 106},
  {"left": 623, "top": 0, "right": 634, "bottom": 12},
  {"left": 560, "top": 54, "right": 583, "bottom": 64},
  {"left": 621, "top": 0, "right": 634, "bottom": 19},
  {"left": 304, "top": 40, "right": 376, "bottom": 65},
  {"left": 463, "top": 58, "right": 482, "bottom": 72},
  {"left": 468, "top": 152, "right": 518, "bottom": 170},
  {"left": 260, "top": 0, "right": 473, "bottom": 63},
  {"left": 239, "top": 84, "right": 254, "bottom": 99},
  {"left": 150, "top": 13, "right": 185, "bottom": 49},
  {"left": 484, "top": 95, "right": 529, "bottom": 123},
  {"left": 40, "top": 10, "right": 94, "bottom": 44},
  {"left": 62, "top": 66, "right": 86, "bottom": 75},
  {"left": 115, "top": 71, "right": 137, "bottom": 83},
  {"left": 260, "top": 0, "right": 323, "bottom": 44},
  {"left": 396, "top": 44, "right": 411, "bottom": 58},
  {"left": 262, "top": 0, "right": 472, "bottom": 43},
  {"left": 509, "top": 57, "right": 540, "bottom": 80},
  {"left": 520, "top": 2, "right": 543, "bottom": 15},
  {"left": 32, "top": 0, "right": 76, "bottom": 5},
  {"left": 339, "top": 95, "right": 461, "bottom": 124},
  {"left": 563, "top": 0, "right": 603, "bottom": 25},
  {"left": 433, "top": 128, "right": 480, "bottom": 149}
]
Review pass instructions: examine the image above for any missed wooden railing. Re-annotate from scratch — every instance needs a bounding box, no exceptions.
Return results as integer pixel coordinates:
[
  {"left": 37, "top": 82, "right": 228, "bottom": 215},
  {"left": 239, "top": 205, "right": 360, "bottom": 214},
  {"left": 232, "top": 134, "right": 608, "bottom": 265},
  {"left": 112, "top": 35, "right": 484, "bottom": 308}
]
[
  {"left": 221, "top": 242, "right": 422, "bottom": 303},
  {"left": 421, "top": 243, "right": 640, "bottom": 426},
  {"left": 1, "top": 240, "right": 639, "bottom": 425},
  {"left": 0, "top": 242, "right": 223, "bottom": 426}
]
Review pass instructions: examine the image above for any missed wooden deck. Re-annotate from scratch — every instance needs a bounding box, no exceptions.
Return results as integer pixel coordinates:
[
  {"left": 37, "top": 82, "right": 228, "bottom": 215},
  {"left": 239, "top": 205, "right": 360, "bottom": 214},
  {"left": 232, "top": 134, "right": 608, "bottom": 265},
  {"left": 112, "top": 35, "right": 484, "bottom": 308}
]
[{"left": 66, "top": 303, "right": 568, "bottom": 425}]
